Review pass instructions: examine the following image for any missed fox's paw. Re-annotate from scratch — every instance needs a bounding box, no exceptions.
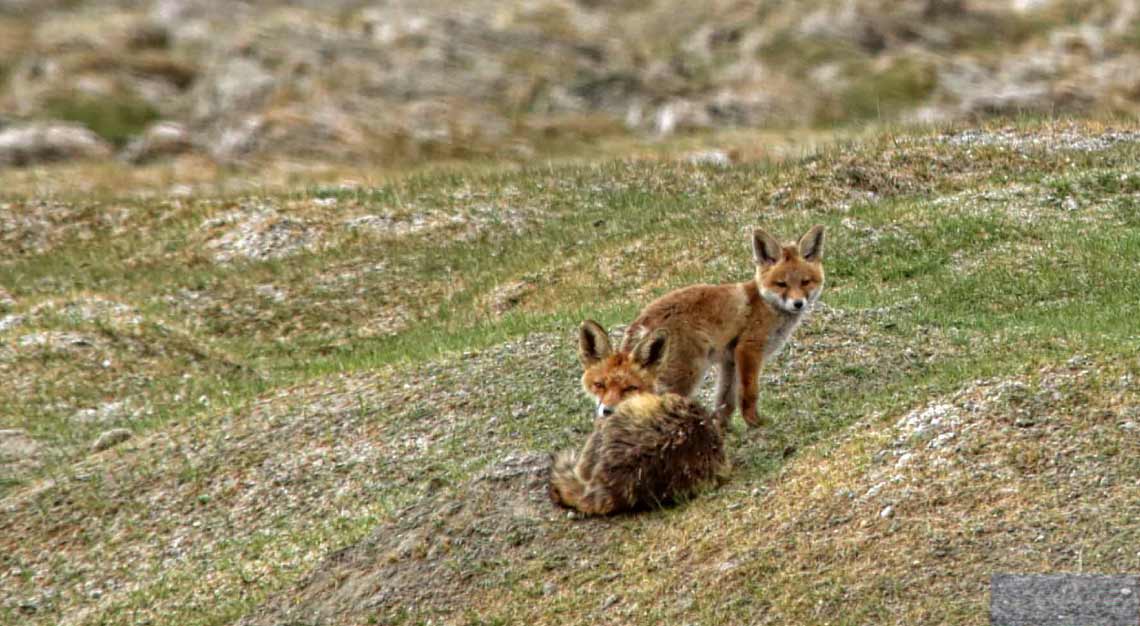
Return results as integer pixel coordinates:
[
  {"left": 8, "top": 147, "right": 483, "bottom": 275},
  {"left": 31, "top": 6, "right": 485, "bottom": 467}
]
[{"left": 742, "top": 412, "right": 771, "bottom": 428}]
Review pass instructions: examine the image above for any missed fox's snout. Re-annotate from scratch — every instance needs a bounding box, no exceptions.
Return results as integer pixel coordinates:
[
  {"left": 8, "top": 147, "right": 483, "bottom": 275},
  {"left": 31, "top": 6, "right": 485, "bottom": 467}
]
[{"left": 597, "top": 402, "right": 615, "bottom": 418}]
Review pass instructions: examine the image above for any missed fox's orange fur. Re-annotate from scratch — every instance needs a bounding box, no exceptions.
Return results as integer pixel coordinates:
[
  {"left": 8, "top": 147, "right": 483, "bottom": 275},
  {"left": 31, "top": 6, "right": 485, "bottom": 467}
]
[
  {"left": 598, "top": 225, "right": 826, "bottom": 427},
  {"left": 550, "top": 327, "right": 728, "bottom": 516},
  {"left": 578, "top": 319, "right": 662, "bottom": 418}
]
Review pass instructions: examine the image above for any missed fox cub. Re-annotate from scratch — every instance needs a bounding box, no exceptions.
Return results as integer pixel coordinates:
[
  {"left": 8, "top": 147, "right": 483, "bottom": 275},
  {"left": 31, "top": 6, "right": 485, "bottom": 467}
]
[
  {"left": 591, "top": 225, "right": 826, "bottom": 427},
  {"left": 549, "top": 324, "right": 728, "bottom": 516}
]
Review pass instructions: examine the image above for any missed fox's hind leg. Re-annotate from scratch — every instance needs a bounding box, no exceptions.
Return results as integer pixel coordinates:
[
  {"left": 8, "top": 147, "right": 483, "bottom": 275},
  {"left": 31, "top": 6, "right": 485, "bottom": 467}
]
[
  {"left": 653, "top": 338, "right": 710, "bottom": 399},
  {"left": 712, "top": 341, "right": 738, "bottom": 425}
]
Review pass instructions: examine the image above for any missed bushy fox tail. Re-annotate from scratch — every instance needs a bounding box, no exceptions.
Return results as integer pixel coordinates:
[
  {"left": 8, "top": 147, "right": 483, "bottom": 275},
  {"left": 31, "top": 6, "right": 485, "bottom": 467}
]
[
  {"left": 548, "top": 449, "right": 585, "bottom": 509},
  {"left": 549, "top": 449, "right": 617, "bottom": 515}
]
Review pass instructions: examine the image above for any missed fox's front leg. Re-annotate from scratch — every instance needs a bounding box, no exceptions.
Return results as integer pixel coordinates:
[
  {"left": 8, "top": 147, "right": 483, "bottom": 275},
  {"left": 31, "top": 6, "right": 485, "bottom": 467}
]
[{"left": 735, "top": 340, "right": 768, "bottom": 428}]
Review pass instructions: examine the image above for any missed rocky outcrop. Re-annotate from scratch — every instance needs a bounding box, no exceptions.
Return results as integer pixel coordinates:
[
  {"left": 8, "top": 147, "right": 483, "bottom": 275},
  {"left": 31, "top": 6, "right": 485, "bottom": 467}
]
[
  {"left": 122, "top": 120, "right": 192, "bottom": 162},
  {"left": 0, "top": 123, "right": 113, "bottom": 166},
  {"left": 1, "top": 0, "right": 1139, "bottom": 166}
]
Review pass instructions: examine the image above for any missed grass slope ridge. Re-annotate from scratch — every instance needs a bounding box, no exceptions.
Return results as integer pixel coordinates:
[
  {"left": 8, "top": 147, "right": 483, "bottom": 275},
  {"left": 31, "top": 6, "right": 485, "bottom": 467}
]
[{"left": 1, "top": 121, "right": 1139, "bottom": 625}]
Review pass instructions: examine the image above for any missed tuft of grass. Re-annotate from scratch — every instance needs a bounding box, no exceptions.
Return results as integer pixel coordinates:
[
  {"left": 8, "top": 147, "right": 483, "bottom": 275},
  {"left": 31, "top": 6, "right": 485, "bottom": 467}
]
[
  {"left": 42, "top": 90, "right": 160, "bottom": 147},
  {"left": 830, "top": 57, "right": 938, "bottom": 123}
]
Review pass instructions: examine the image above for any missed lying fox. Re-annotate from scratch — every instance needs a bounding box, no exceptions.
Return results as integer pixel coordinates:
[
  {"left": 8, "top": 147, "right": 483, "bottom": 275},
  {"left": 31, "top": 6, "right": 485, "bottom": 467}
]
[
  {"left": 549, "top": 326, "right": 728, "bottom": 516},
  {"left": 586, "top": 225, "right": 825, "bottom": 427}
]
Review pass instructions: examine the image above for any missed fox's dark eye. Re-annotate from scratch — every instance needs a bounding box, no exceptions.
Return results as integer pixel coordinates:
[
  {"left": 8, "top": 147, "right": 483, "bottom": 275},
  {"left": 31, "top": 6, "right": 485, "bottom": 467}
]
[
  {"left": 624, "top": 386, "right": 639, "bottom": 394},
  {"left": 776, "top": 281, "right": 787, "bottom": 288},
  {"left": 593, "top": 382, "right": 605, "bottom": 390}
]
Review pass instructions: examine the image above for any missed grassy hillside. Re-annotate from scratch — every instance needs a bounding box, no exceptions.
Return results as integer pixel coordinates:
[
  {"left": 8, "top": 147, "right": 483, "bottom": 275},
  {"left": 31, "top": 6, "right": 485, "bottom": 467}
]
[{"left": 1, "top": 120, "right": 1139, "bottom": 625}]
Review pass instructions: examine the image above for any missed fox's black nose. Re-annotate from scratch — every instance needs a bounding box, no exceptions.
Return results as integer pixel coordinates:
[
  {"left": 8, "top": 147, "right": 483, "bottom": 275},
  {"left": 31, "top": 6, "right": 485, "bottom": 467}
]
[
  {"left": 602, "top": 406, "right": 615, "bottom": 416},
  {"left": 793, "top": 300, "right": 805, "bottom": 310}
]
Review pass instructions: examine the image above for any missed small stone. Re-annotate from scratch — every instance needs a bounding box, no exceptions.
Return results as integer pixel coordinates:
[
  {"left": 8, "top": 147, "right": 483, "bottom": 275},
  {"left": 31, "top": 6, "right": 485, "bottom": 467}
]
[
  {"left": 1066, "top": 355, "right": 1090, "bottom": 368},
  {"left": 0, "top": 314, "right": 24, "bottom": 332},
  {"left": 1062, "top": 196, "right": 1079, "bottom": 211},
  {"left": 121, "top": 121, "right": 192, "bottom": 163},
  {"left": 684, "top": 149, "right": 734, "bottom": 167},
  {"left": 91, "top": 428, "right": 132, "bottom": 452},
  {"left": 600, "top": 594, "right": 619, "bottom": 610},
  {"left": 880, "top": 505, "right": 895, "bottom": 519},
  {"left": 542, "top": 581, "right": 558, "bottom": 596}
]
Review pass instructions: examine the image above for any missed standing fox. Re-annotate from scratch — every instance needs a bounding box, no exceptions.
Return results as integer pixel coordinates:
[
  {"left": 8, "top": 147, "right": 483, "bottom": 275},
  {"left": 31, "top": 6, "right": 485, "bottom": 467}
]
[
  {"left": 584, "top": 225, "right": 825, "bottom": 427},
  {"left": 549, "top": 325, "right": 728, "bottom": 516}
]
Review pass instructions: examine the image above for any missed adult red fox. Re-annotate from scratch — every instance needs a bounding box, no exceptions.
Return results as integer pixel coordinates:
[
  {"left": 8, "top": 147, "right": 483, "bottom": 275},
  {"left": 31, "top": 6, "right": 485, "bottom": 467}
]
[
  {"left": 549, "top": 326, "right": 728, "bottom": 516},
  {"left": 588, "top": 225, "right": 825, "bottom": 427}
]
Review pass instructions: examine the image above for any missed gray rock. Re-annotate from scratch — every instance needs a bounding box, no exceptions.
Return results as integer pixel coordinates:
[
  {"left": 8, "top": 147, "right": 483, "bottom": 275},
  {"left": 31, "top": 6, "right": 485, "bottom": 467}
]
[
  {"left": 192, "top": 57, "right": 275, "bottom": 121},
  {"left": 684, "top": 149, "right": 734, "bottom": 167},
  {"left": 1049, "top": 25, "right": 1105, "bottom": 60},
  {"left": 0, "top": 314, "right": 24, "bottom": 332},
  {"left": 122, "top": 121, "right": 193, "bottom": 163},
  {"left": 204, "top": 207, "right": 319, "bottom": 263},
  {"left": 209, "top": 116, "right": 264, "bottom": 162},
  {"left": 91, "top": 428, "right": 132, "bottom": 452},
  {"left": 0, "top": 123, "right": 113, "bottom": 167},
  {"left": 0, "top": 429, "right": 39, "bottom": 462}
]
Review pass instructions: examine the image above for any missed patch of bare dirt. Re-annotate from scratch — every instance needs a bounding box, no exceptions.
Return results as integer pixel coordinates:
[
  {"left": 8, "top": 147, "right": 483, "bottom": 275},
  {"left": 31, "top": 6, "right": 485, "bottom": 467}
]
[
  {"left": 0, "top": 429, "right": 45, "bottom": 479},
  {"left": 941, "top": 127, "right": 1140, "bottom": 152},
  {"left": 237, "top": 452, "right": 589, "bottom": 625},
  {"left": 0, "top": 200, "right": 134, "bottom": 259},
  {"left": 201, "top": 205, "right": 324, "bottom": 263}
]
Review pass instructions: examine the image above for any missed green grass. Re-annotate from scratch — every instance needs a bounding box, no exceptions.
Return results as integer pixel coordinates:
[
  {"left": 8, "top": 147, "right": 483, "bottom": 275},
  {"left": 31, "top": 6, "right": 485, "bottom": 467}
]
[
  {"left": 2, "top": 120, "right": 1140, "bottom": 625},
  {"left": 833, "top": 57, "right": 938, "bottom": 123},
  {"left": 42, "top": 91, "right": 160, "bottom": 147}
]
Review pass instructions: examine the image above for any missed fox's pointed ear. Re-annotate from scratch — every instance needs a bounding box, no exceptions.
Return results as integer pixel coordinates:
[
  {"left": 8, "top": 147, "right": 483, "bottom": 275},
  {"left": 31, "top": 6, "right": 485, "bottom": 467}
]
[
  {"left": 579, "top": 320, "right": 612, "bottom": 368},
  {"left": 799, "top": 224, "right": 825, "bottom": 261},
  {"left": 752, "top": 228, "right": 783, "bottom": 267},
  {"left": 631, "top": 329, "right": 668, "bottom": 372}
]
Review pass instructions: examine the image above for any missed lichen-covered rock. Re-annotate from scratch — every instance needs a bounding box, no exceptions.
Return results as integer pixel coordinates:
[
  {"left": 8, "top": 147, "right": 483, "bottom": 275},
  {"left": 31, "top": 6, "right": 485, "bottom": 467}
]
[
  {"left": 203, "top": 207, "right": 321, "bottom": 263},
  {"left": 3, "top": 0, "right": 1140, "bottom": 165},
  {"left": 0, "top": 123, "right": 113, "bottom": 166},
  {"left": 122, "top": 121, "right": 193, "bottom": 163},
  {"left": 91, "top": 428, "right": 132, "bottom": 452}
]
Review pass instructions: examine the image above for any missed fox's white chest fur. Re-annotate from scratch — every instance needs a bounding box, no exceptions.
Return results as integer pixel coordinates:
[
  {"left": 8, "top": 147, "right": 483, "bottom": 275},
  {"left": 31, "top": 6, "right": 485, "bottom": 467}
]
[{"left": 762, "top": 311, "right": 804, "bottom": 363}]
